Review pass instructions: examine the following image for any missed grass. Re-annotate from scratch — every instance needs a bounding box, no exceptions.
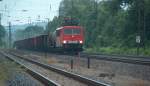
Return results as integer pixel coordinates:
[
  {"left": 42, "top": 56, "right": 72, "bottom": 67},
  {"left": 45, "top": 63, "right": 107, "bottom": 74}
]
[
  {"left": 85, "top": 47, "right": 150, "bottom": 56},
  {"left": 0, "top": 58, "right": 23, "bottom": 85},
  {"left": 0, "top": 62, "right": 10, "bottom": 81}
]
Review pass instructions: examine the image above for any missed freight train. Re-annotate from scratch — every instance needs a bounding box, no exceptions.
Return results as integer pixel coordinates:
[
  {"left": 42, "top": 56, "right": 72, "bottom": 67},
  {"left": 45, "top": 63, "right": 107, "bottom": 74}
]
[{"left": 14, "top": 18, "right": 84, "bottom": 52}]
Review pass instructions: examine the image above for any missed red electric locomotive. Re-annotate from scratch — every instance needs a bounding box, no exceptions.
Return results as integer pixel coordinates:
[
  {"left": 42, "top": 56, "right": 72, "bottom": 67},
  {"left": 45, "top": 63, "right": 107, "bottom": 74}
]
[{"left": 53, "top": 25, "right": 84, "bottom": 51}]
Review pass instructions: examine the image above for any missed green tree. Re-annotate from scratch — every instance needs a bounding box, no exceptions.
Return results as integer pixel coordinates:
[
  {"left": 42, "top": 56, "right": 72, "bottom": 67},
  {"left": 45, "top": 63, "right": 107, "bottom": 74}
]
[
  {"left": 46, "top": 0, "right": 150, "bottom": 54},
  {"left": 14, "top": 25, "right": 44, "bottom": 40},
  {"left": 0, "top": 25, "right": 6, "bottom": 46}
]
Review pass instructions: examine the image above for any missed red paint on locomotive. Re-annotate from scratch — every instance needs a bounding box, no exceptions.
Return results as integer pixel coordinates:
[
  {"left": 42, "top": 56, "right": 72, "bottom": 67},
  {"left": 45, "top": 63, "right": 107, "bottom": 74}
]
[{"left": 53, "top": 26, "right": 84, "bottom": 51}]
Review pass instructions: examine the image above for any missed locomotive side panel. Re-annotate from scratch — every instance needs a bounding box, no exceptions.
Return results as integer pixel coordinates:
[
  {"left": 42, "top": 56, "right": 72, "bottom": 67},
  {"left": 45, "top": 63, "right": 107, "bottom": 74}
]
[{"left": 53, "top": 26, "right": 84, "bottom": 51}]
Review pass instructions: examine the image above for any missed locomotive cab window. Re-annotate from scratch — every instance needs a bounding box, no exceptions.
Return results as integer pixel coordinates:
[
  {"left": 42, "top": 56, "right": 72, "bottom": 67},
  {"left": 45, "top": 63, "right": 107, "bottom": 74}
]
[
  {"left": 64, "top": 29, "right": 81, "bottom": 35},
  {"left": 73, "top": 29, "right": 80, "bottom": 35},
  {"left": 64, "top": 29, "right": 72, "bottom": 35}
]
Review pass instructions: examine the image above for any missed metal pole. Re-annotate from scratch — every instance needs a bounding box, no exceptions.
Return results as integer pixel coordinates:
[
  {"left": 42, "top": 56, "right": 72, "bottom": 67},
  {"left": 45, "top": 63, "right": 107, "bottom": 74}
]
[
  {"left": 70, "top": 49, "right": 74, "bottom": 69},
  {"left": 136, "top": 0, "right": 141, "bottom": 55},
  {"left": 143, "top": 11, "right": 146, "bottom": 51},
  {"left": 0, "top": 13, "right": 1, "bottom": 25},
  {"left": 74, "top": 52, "right": 80, "bottom": 69},
  {"left": 71, "top": 59, "right": 73, "bottom": 69},
  {"left": 143, "top": 5, "right": 146, "bottom": 50},
  {"left": 94, "top": 0, "right": 98, "bottom": 28},
  {"left": 137, "top": 43, "right": 139, "bottom": 55},
  {"left": 87, "top": 57, "right": 90, "bottom": 69},
  {"left": 45, "top": 35, "right": 48, "bottom": 58},
  {"left": 8, "top": 22, "right": 12, "bottom": 48},
  {"left": 136, "top": 0, "right": 145, "bottom": 55}
]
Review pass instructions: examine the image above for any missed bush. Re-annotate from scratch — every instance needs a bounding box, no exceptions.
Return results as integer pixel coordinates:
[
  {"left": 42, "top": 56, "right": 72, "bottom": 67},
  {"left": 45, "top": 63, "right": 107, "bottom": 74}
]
[{"left": 85, "top": 46, "right": 150, "bottom": 56}]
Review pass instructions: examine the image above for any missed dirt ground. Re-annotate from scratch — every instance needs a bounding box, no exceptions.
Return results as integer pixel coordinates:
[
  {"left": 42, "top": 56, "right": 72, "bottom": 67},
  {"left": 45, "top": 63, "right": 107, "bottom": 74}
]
[{"left": 25, "top": 51, "right": 150, "bottom": 86}]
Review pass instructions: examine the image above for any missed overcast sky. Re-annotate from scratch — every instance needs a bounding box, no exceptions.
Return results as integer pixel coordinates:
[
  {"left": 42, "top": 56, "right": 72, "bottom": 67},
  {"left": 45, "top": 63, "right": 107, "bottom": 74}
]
[{"left": 0, "top": 0, "right": 62, "bottom": 26}]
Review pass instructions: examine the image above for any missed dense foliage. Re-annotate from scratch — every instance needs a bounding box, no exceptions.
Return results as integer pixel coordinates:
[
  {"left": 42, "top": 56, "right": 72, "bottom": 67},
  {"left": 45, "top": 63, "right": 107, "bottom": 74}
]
[
  {"left": 14, "top": 25, "right": 44, "bottom": 40},
  {"left": 0, "top": 25, "right": 5, "bottom": 46},
  {"left": 46, "top": 0, "right": 150, "bottom": 55}
]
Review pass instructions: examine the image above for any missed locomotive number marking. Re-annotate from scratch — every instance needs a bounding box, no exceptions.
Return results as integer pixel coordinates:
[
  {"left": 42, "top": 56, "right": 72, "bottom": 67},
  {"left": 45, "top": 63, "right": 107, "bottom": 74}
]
[{"left": 68, "top": 41, "right": 78, "bottom": 43}]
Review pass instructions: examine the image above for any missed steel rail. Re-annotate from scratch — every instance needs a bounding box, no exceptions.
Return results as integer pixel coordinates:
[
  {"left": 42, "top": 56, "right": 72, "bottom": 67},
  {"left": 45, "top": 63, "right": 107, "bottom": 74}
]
[
  {"left": 81, "top": 52, "right": 150, "bottom": 59},
  {"left": 0, "top": 51, "right": 60, "bottom": 86},
  {"left": 10, "top": 51, "right": 111, "bottom": 86},
  {"left": 81, "top": 53, "right": 150, "bottom": 66}
]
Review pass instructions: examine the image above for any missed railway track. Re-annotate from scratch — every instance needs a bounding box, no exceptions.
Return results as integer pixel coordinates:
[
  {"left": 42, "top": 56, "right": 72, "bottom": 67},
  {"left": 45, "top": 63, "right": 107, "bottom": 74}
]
[
  {"left": 0, "top": 51, "right": 60, "bottom": 86},
  {"left": 80, "top": 52, "right": 150, "bottom": 66},
  {"left": 12, "top": 49, "right": 150, "bottom": 66},
  {"left": 28, "top": 49, "right": 150, "bottom": 66},
  {"left": 2, "top": 50, "right": 111, "bottom": 86},
  {"left": 13, "top": 49, "right": 150, "bottom": 66}
]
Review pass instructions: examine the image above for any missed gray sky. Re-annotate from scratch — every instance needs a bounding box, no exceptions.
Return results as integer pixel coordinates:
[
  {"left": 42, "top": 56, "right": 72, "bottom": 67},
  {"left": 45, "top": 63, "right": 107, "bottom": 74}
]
[{"left": 0, "top": 0, "right": 62, "bottom": 26}]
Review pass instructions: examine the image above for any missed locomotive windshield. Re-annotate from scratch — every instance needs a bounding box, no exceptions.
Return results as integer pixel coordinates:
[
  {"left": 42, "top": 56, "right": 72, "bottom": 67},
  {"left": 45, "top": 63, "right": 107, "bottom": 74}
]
[{"left": 64, "top": 29, "right": 80, "bottom": 35}]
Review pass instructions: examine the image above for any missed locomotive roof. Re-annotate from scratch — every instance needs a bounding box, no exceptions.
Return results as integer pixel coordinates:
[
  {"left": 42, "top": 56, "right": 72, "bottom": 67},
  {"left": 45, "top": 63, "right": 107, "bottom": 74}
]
[{"left": 56, "top": 26, "right": 83, "bottom": 31}]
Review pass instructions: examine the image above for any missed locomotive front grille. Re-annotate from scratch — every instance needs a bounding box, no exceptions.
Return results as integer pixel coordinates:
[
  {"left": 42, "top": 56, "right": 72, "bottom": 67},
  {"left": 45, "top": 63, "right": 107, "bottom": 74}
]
[{"left": 68, "top": 41, "right": 78, "bottom": 44}]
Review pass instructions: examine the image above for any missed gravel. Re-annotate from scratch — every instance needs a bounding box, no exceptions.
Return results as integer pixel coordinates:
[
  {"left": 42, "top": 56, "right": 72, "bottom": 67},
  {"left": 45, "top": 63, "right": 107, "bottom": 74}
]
[
  {"left": 13, "top": 50, "right": 150, "bottom": 86},
  {"left": 6, "top": 72, "right": 42, "bottom": 86},
  {"left": 0, "top": 52, "right": 43, "bottom": 86},
  {"left": 9, "top": 52, "right": 87, "bottom": 86}
]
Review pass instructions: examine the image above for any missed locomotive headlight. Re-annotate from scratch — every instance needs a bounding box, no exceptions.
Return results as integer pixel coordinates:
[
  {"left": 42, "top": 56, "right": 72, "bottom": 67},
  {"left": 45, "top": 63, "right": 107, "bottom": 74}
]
[
  {"left": 63, "top": 40, "right": 67, "bottom": 44},
  {"left": 79, "top": 40, "right": 83, "bottom": 44}
]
